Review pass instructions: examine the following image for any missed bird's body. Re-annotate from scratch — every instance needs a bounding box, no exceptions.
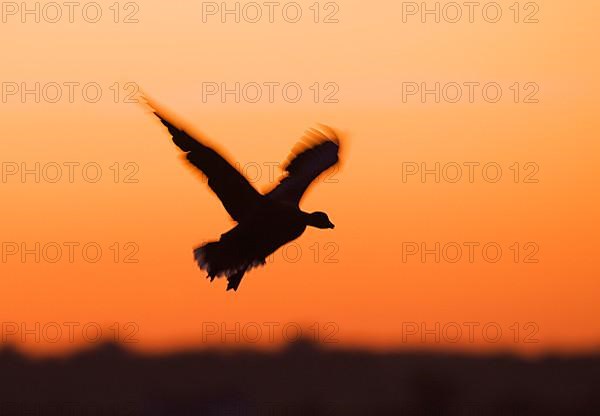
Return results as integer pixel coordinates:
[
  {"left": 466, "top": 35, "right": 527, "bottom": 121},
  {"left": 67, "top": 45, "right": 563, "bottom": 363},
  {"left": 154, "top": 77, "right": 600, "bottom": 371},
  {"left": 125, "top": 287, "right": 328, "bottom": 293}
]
[
  {"left": 196, "top": 200, "right": 308, "bottom": 290},
  {"left": 149, "top": 99, "right": 340, "bottom": 291}
]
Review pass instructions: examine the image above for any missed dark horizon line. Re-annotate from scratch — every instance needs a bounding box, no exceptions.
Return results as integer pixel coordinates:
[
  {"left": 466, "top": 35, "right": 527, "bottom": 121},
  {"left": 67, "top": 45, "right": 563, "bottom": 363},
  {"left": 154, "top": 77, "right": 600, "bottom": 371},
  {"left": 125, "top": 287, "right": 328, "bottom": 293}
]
[{"left": 2, "top": 338, "right": 600, "bottom": 361}]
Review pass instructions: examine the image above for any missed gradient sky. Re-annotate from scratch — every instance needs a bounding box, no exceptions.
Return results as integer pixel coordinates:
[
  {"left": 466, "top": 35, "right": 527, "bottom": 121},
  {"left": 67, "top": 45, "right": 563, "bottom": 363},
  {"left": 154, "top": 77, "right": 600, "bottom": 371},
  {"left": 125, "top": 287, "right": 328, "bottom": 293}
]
[{"left": 0, "top": 0, "right": 599, "bottom": 356}]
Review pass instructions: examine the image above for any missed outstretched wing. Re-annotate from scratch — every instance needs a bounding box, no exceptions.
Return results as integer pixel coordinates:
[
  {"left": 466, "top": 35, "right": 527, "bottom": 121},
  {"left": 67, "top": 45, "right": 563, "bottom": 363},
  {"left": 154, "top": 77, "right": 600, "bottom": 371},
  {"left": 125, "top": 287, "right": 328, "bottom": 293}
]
[
  {"left": 267, "top": 128, "right": 340, "bottom": 206},
  {"left": 151, "top": 107, "right": 262, "bottom": 222}
]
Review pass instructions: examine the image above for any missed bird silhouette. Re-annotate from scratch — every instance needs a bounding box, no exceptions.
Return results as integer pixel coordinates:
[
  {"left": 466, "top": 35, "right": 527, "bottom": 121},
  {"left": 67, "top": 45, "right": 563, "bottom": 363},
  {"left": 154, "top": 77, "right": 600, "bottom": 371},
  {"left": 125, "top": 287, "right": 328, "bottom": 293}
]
[{"left": 148, "top": 101, "right": 340, "bottom": 291}]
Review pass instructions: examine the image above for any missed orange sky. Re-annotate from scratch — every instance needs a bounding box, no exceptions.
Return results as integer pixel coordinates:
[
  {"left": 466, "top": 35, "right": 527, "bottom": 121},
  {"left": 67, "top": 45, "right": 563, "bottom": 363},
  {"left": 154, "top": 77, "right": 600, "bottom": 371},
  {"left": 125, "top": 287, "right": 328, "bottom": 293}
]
[{"left": 1, "top": 0, "right": 599, "bottom": 356}]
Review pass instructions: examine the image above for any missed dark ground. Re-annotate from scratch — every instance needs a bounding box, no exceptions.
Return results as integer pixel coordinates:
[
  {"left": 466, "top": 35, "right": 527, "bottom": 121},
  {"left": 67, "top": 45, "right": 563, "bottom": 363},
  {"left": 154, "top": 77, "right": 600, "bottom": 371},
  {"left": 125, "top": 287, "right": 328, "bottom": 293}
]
[{"left": 1, "top": 341, "right": 599, "bottom": 415}]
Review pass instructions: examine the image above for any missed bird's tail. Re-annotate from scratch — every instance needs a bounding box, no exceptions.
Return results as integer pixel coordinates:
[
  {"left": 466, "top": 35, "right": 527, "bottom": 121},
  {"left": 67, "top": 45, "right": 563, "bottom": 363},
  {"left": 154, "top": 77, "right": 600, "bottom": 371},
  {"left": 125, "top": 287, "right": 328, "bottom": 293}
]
[
  {"left": 194, "top": 241, "right": 263, "bottom": 291},
  {"left": 194, "top": 242, "right": 224, "bottom": 280}
]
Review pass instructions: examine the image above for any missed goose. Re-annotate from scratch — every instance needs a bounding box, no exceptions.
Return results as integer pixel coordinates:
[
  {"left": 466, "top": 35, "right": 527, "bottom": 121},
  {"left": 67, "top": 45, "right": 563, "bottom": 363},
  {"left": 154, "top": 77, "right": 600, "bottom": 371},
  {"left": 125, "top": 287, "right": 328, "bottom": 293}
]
[{"left": 149, "top": 102, "right": 340, "bottom": 291}]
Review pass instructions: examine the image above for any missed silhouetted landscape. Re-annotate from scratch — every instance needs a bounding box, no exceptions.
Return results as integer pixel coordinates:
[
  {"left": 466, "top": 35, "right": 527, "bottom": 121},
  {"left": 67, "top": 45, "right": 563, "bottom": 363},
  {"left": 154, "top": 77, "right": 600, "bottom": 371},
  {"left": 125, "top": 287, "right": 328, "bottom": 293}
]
[{"left": 1, "top": 341, "right": 599, "bottom": 415}]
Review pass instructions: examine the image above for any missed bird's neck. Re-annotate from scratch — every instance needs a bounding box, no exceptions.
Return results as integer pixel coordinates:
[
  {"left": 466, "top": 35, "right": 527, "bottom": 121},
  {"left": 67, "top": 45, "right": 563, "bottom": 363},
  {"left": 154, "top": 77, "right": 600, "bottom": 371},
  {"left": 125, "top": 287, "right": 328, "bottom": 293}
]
[{"left": 302, "top": 211, "right": 317, "bottom": 227}]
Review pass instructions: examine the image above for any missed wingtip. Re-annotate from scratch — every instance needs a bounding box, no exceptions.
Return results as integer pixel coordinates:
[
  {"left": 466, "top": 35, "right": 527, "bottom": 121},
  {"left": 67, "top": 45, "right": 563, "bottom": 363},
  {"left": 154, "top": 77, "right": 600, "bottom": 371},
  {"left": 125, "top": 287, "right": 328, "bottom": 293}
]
[
  {"left": 138, "top": 90, "right": 157, "bottom": 113},
  {"left": 142, "top": 97, "right": 177, "bottom": 131},
  {"left": 315, "top": 124, "right": 340, "bottom": 145},
  {"left": 138, "top": 92, "right": 170, "bottom": 123},
  {"left": 303, "top": 125, "right": 340, "bottom": 147}
]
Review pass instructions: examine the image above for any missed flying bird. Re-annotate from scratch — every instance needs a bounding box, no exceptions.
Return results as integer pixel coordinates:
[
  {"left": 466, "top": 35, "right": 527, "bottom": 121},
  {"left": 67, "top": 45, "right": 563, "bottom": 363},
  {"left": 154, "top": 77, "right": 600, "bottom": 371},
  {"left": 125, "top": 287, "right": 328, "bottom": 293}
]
[{"left": 149, "top": 102, "right": 340, "bottom": 291}]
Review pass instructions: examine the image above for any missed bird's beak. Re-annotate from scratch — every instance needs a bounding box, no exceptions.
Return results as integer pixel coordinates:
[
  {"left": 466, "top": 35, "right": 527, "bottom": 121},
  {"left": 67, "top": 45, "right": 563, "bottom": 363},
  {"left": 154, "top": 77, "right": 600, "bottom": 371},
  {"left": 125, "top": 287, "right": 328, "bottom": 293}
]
[{"left": 329, "top": 222, "right": 335, "bottom": 229}]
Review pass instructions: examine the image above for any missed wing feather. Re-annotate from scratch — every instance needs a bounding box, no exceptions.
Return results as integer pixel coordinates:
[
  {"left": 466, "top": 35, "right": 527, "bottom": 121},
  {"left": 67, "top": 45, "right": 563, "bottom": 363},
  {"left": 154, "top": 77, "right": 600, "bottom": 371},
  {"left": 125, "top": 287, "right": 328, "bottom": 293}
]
[
  {"left": 267, "top": 128, "right": 340, "bottom": 205},
  {"left": 151, "top": 107, "right": 262, "bottom": 222}
]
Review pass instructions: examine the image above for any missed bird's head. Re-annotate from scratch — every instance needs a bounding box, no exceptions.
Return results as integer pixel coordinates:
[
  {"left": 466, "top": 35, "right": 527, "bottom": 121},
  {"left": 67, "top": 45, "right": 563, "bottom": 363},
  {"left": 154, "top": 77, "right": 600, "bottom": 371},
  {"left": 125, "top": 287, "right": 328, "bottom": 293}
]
[{"left": 306, "top": 211, "right": 335, "bottom": 229}]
